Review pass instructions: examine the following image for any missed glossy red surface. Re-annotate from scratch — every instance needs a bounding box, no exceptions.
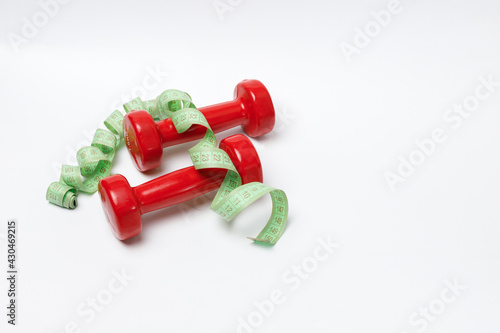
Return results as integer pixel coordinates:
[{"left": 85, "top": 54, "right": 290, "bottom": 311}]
[
  {"left": 123, "top": 110, "right": 163, "bottom": 172},
  {"left": 123, "top": 79, "right": 275, "bottom": 172},
  {"left": 98, "top": 134, "right": 263, "bottom": 241}
]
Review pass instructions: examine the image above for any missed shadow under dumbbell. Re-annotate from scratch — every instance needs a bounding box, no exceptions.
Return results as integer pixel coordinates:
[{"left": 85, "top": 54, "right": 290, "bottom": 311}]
[{"left": 121, "top": 233, "right": 143, "bottom": 246}]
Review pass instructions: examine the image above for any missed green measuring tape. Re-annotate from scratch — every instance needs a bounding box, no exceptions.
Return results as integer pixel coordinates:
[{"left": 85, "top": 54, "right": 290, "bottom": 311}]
[
  {"left": 46, "top": 110, "right": 124, "bottom": 209},
  {"left": 158, "top": 94, "right": 288, "bottom": 245},
  {"left": 46, "top": 89, "right": 288, "bottom": 244}
]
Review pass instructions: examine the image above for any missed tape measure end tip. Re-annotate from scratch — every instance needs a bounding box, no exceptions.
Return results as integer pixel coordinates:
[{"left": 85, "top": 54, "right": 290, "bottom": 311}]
[{"left": 247, "top": 237, "right": 270, "bottom": 243}]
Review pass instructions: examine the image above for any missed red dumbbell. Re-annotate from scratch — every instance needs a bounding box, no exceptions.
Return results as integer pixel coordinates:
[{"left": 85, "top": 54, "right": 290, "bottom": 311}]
[
  {"left": 124, "top": 79, "right": 275, "bottom": 172},
  {"left": 98, "top": 134, "right": 263, "bottom": 240}
]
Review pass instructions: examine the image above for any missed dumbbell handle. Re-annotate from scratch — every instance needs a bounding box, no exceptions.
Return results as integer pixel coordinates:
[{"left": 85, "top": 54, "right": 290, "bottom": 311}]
[
  {"left": 134, "top": 167, "right": 226, "bottom": 214},
  {"left": 124, "top": 80, "right": 274, "bottom": 172},
  {"left": 157, "top": 99, "right": 244, "bottom": 147}
]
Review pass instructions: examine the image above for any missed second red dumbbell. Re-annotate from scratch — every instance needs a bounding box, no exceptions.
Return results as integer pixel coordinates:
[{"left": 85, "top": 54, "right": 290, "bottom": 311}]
[
  {"left": 98, "top": 134, "right": 263, "bottom": 240},
  {"left": 124, "top": 79, "right": 275, "bottom": 171}
]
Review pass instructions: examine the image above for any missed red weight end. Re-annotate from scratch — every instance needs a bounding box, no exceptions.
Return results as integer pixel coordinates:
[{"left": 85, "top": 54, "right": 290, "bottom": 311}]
[
  {"left": 98, "top": 174, "right": 142, "bottom": 241},
  {"left": 236, "top": 79, "right": 276, "bottom": 138},
  {"left": 219, "top": 134, "right": 263, "bottom": 184},
  {"left": 123, "top": 110, "right": 163, "bottom": 172}
]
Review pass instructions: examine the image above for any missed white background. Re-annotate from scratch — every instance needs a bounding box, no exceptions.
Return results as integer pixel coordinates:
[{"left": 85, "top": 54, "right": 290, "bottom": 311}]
[{"left": 1, "top": 0, "right": 500, "bottom": 332}]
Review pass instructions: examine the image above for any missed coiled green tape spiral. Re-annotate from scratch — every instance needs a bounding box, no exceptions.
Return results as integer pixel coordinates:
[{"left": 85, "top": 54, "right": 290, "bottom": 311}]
[{"left": 46, "top": 110, "right": 124, "bottom": 209}]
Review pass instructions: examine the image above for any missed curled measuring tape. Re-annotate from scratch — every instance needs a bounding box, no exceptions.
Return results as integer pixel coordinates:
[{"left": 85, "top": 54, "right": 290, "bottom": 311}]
[
  {"left": 123, "top": 89, "right": 195, "bottom": 121},
  {"left": 163, "top": 98, "right": 288, "bottom": 245},
  {"left": 46, "top": 110, "right": 124, "bottom": 209},
  {"left": 46, "top": 95, "right": 166, "bottom": 209}
]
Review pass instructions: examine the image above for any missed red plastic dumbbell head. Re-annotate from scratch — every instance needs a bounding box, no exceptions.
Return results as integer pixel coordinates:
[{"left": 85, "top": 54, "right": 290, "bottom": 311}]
[
  {"left": 235, "top": 79, "right": 275, "bottom": 137},
  {"left": 123, "top": 79, "right": 275, "bottom": 172},
  {"left": 98, "top": 134, "right": 263, "bottom": 241},
  {"left": 98, "top": 174, "right": 141, "bottom": 241},
  {"left": 124, "top": 110, "right": 162, "bottom": 172}
]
